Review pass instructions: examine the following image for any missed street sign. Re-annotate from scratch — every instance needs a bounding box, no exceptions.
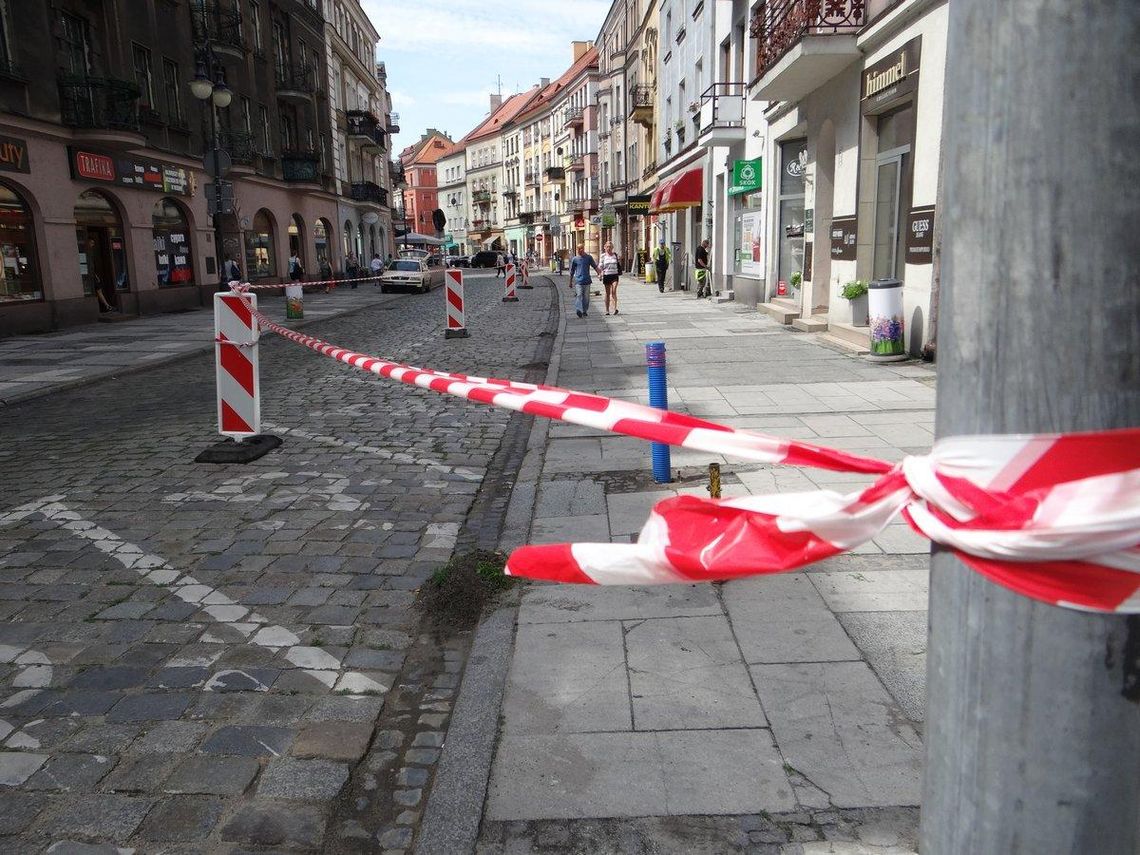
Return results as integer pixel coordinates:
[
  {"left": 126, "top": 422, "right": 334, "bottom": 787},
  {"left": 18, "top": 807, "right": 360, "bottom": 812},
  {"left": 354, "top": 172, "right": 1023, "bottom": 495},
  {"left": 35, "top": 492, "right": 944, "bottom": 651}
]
[
  {"left": 204, "top": 149, "right": 232, "bottom": 179},
  {"left": 206, "top": 181, "right": 234, "bottom": 216}
]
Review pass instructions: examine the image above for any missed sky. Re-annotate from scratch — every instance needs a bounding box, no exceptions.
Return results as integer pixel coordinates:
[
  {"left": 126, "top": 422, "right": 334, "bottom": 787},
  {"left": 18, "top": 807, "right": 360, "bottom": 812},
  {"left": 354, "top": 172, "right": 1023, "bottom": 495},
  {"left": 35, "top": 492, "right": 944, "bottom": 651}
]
[{"left": 361, "top": 0, "right": 611, "bottom": 151}]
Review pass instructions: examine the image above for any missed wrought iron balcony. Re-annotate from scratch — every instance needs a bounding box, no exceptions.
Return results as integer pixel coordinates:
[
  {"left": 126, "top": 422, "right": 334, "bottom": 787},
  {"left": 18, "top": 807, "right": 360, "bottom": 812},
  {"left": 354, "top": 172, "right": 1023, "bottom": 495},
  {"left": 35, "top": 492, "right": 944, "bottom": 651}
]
[
  {"left": 346, "top": 110, "right": 385, "bottom": 148},
  {"left": 629, "top": 84, "right": 654, "bottom": 127},
  {"left": 281, "top": 149, "right": 321, "bottom": 182},
  {"left": 217, "top": 130, "right": 255, "bottom": 164},
  {"left": 750, "top": 0, "right": 864, "bottom": 100},
  {"left": 564, "top": 104, "right": 584, "bottom": 128},
  {"left": 567, "top": 154, "right": 585, "bottom": 172},
  {"left": 525, "top": 170, "right": 539, "bottom": 186},
  {"left": 501, "top": 188, "right": 519, "bottom": 198},
  {"left": 58, "top": 75, "right": 140, "bottom": 132},
  {"left": 471, "top": 218, "right": 490, "bottom": 230},
  {"left": 191, "top": 1, "right": 244, "bottom": 55},
  {"left": 387, "top": 112, "right": 400, "bottom": 133},
  {"left": 275, "top": 62, "right": 317, "bottom": 98},
  {"left": 545, "top": 165, "right": 565, "bottom": 180},
  {"left": 518, "top": 211, "right": 536, "bottom": 225},
  {"left": 696, "top": 82, "right": 745, "bottom": 145},
  {"left": 472, "top": 189, "right": 492, "bottom": 204},
  {"left": 350, "top": 181, "right": 388, "bottom": 206}
]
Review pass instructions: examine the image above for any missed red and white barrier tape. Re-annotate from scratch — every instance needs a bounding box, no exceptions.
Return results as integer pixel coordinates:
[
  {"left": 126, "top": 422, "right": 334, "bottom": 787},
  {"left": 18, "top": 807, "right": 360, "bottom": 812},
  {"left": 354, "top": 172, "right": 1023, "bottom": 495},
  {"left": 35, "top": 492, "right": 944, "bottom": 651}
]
[
  {"left": 231, "top": 285, "right": 1140, "bottom": 613},
  {"left": 230, "top": 273, "right": 382, "bottom": 292}
]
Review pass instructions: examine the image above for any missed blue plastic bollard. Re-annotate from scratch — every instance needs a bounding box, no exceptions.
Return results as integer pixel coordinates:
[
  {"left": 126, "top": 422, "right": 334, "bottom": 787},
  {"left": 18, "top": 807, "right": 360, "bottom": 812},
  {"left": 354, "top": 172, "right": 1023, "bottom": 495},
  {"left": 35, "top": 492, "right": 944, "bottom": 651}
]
[{"left": 646, "top": 341, "right": 672, "bottom": 483}]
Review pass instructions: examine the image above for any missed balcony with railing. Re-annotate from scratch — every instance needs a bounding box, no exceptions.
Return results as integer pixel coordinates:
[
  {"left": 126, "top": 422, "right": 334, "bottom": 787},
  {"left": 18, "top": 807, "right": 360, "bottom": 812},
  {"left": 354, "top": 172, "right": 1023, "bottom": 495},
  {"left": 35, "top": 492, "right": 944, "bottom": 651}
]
[
  {"left": 563, "top": 104, "right": 584, "bottom": 129},
  {"left": 275, "top": 62, "right": 317, "bottom": 99},
  {"left": 629, "top": 84, "right": 654, "bottom": 128},
  {"left": 750, "top": 0, "right": 864, "bottom": 101},
  {"left": 544, "top": 165, "right": 565, "bottom": 181},
  {"left": 346, "top": 110, "right": 385, "bottom": 148},
  {"left": 387, "top": 112, "right": 400, "bottom": 133},
  {"left": 217, "top": 130, "right": 255, "bottom": 164},
  {"left": 58, "top": 75, "right": 141, "bottom": 133},
  {"left": 567, "top": 153, "right": 585, "bottom": 173},
  {"left": 470, "top": 218, "right": 490, "bottom": 231},
  {"left": 472, "top": 189, "right": 492, "bottom": 205},
  {"left": 191, "top": 2, "right": 244, "bottom": 56},
  {"left": 696, "top": 82, "right": 745, "bottom": 146},
  {"left": 350, "top": 181, "right": 388, "bottom": 206},
  {"left": 281, "top": 149, "right": 321, "bottom": 182},
  {"left": 525, "top": 170, "right": 539, "bottom": 186}
]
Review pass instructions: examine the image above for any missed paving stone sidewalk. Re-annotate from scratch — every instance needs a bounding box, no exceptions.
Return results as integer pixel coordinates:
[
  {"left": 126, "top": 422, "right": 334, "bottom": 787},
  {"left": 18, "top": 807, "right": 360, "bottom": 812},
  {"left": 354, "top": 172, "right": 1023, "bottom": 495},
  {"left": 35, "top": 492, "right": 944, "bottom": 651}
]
[{"left": 476, "top": 276, "right": 935, "bottom": 853}]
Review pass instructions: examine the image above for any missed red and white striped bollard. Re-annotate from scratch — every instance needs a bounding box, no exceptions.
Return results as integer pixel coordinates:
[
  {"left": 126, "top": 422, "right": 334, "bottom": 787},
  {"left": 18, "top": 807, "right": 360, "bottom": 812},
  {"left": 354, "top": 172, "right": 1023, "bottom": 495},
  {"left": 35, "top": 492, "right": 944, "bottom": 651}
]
[
  {"left": 444, "top": 269, "right": 469, "bottom": 338},
  {"left": 213, "top": 289, "right": 261, "bottom": 438},
  {"left": 502, "top": 262, "right": 519, "bottom": 302},
  {"left": 519, "top": 259, "right": 533, "bottom": 289}
]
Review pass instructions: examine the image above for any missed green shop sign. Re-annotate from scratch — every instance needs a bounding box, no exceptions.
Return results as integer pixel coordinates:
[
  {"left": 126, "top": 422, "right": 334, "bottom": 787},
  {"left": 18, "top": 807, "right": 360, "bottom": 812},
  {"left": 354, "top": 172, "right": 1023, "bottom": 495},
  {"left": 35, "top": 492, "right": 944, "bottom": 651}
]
[{"left": 729, "top": 157, "right": 762, "bottom": 196}]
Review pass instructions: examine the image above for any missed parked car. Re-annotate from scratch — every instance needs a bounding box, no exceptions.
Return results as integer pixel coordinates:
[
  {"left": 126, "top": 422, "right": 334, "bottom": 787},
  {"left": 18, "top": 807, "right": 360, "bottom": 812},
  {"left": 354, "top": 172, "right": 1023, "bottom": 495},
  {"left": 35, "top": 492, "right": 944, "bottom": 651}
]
[
  {"left": 470, "top": 250, "right": 502, "bottom": 268},
  {"left": 445, "top": 255, "right": 470, "bottom": 268},
  {"left": 381, "top": 259, "right": 444, "bottom": 294}
]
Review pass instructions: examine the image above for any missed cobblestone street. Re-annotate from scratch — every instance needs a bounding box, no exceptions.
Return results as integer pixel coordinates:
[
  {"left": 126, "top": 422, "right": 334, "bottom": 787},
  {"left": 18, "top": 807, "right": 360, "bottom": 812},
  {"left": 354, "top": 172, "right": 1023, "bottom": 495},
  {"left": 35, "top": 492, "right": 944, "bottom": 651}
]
[{"left": 0, "top": 273, "right": 557, "bottom": 853}]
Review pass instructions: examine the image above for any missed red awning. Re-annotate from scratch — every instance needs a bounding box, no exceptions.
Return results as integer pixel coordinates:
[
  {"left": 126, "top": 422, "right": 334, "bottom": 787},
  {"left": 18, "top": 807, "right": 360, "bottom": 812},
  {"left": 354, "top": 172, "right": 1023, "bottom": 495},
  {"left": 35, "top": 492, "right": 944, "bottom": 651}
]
[{"left": 650, "top": 166, "right": 703, "bottom": 213}]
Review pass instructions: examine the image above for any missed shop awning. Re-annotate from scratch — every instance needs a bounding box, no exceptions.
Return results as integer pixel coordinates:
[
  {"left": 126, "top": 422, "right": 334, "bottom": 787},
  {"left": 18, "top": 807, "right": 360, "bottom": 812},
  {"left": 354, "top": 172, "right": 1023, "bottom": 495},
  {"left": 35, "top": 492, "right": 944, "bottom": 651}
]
[{"left": 650, "top": 166, "right": 703, "bottom": 213}]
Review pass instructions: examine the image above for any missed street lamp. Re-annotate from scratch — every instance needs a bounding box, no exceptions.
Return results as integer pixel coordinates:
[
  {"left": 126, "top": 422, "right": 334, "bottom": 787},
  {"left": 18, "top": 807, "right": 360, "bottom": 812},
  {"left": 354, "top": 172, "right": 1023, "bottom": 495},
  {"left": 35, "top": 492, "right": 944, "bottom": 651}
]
[{"left": 190, "top": 52, "right": 234, "bottom": 290}]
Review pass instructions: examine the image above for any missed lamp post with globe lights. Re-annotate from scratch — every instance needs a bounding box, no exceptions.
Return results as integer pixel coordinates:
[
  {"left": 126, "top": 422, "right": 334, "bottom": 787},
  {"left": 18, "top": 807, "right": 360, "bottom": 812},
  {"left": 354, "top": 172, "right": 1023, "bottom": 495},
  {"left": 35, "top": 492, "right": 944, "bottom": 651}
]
[{"left": 189, "top": 43, "right": 235, "bottom": 290}]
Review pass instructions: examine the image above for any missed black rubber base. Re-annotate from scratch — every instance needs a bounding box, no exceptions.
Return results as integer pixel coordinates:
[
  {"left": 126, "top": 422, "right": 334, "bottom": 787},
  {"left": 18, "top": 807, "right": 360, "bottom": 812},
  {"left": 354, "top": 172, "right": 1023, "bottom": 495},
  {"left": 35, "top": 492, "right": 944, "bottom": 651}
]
[
  {"left": 502, "top": 297, "right": 520, "bottom": 302},
  {"left": 195, "top": 434, "right": 282, "bottom": 464},
  {"left": 444, "top": 328, "right": 470, "bottom": 339},
  {"left": 518, "top": 284, "right": 534, "bottom": 289}
]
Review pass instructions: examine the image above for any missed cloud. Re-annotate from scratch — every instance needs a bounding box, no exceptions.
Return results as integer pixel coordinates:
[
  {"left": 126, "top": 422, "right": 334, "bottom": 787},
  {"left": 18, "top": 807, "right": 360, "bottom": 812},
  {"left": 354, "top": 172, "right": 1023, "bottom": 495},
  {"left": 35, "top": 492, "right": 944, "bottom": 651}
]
[
  {"left": 439, "top": 89, "right": 497, "bottom": 108},
  {"left": 388, "top": 89, "right": 416, "bottom": 108}
]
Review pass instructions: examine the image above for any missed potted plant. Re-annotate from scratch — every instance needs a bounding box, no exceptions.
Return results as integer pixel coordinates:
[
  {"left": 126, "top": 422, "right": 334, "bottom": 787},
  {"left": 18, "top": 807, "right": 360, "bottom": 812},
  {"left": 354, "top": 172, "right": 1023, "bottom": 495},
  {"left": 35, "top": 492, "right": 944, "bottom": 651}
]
[
  {"left": 840, "top": 279, "right": 869, "bottom": 325},
  {"left": 790, "top": 270, "right": 802, "bottom": 291}
]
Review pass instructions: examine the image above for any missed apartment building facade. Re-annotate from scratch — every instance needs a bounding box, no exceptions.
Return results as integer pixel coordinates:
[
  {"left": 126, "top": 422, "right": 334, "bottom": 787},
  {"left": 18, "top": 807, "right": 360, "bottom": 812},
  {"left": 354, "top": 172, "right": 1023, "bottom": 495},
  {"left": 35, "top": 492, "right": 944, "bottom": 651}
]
[
  {"left": 0, "top": 0, "right": 406, "bottom": 336},
  {"left": 398, "top": 128, "right": 452, "bottom": 241},
  {"left": 325, "top": 0, "right": 397, "bottom": 266}
]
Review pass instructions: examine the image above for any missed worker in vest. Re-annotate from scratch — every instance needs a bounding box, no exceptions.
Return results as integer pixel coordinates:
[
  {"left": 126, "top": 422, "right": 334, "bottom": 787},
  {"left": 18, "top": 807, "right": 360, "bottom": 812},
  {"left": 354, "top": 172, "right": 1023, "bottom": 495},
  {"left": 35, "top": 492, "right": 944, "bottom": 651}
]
[{"left": 652, "top": 239, "right": 671, "bottom": 294}]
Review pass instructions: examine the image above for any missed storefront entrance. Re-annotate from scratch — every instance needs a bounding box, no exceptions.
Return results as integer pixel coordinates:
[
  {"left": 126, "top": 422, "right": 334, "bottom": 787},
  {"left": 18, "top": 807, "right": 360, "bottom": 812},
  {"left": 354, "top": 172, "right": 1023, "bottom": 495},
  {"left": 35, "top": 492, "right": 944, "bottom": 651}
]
[{"left": 74, "top": 190, "right": 128, "bottom": 312}]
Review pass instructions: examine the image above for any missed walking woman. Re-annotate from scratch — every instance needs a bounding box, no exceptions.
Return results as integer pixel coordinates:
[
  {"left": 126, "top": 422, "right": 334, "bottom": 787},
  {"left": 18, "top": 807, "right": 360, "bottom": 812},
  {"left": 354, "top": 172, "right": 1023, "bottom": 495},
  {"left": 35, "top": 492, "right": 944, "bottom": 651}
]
[{"left": 600, "top": 241, "right": 622, "bottom": 315}]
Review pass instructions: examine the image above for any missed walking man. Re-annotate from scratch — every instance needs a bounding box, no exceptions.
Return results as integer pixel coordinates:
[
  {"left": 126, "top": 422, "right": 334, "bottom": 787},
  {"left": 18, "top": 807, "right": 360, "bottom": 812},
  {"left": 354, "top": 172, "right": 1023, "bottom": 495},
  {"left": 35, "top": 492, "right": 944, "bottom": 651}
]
[
  {"left": 569, "top": 244, "right": 600, "bottom": 318},
  {"left": 695, "top": 238, "right": 711, "bottom": 298},
  {"left": 653, "top": 238, "right": 671, "bottom": 293}
]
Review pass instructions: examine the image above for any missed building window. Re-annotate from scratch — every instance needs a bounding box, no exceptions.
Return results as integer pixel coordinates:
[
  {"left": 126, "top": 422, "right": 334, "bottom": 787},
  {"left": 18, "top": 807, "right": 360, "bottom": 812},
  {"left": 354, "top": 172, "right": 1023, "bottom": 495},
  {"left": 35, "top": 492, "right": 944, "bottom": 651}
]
[
  {"left": 152, "top": 198, "right": 193, "bottom": 287},
  {"left": 240, "top": 96, "right": 252, "bottom": 135},
  {"left": 258, "top": 104, "right": 270, "bottom": 153},
  {"left": 280, "top": 113, "right": 295, "bottom": 151},
  {"left": 272, "top": 19, "right": 288, "bottom": 78},
  {"left": 0, "top": 183, "right": 41, "bottom": 304},
  {"left": 0, "top": 0, "right": 14, "bottom": 73},
  {"left": 249, "top": 0, "right": 262, "bottom": 52},
  {"left": 59, "top": 12, "right": 92, "bottom": 76},
  {"left": 132, "top": 45, "right": 154, "bottom": 108},
  {"left": 162, "top": 58, "right": 181, "bottom": 124}
]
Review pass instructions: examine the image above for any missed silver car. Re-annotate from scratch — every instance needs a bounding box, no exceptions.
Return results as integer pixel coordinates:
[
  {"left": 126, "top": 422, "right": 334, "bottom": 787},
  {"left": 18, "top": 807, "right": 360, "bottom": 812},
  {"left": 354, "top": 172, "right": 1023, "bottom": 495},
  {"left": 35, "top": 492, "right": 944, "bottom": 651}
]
[{"left": 380, "top": 258, "right": 444, "bottom": 294}]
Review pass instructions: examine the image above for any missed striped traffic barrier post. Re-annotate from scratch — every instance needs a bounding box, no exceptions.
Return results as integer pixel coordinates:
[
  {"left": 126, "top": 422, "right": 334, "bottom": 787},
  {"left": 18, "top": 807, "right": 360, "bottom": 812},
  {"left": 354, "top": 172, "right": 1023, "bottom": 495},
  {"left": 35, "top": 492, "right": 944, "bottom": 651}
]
[
  {"left": 502, "top": 262, "right": 519, "bottom": 302},
  {"left": 197, "top": 287, "right": 280, "bottom": 463},
  {"left": 444, "top": 269, "right": 469, "bottom": 338},
  {"left": 518, "top": 260, "right": 533, "bottom": 289}
]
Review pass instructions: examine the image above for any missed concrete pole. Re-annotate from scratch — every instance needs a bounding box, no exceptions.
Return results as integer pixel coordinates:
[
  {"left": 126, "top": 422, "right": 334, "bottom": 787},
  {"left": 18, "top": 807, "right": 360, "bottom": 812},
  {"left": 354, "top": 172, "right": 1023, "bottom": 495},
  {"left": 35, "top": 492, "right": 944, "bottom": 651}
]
[{"left": 921, "top": 2, "right": 1140, "bottom": 852}]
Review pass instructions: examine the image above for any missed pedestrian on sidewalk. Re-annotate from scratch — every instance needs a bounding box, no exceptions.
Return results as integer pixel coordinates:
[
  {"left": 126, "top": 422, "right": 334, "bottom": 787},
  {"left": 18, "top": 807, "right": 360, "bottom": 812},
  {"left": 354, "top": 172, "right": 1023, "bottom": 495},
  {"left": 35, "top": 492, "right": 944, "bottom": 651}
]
[
  {"left": 569, "top": 244, "right": 600, "bottom": 318},
  {"left": 695, "top": 238, "right": 711, "bottom": 298},
  {"left": 600, "top": 241, "right": 622, "bottom": 315},
  {"left": 653, "top": 238, "right": 671, "bottom": 293},
  {"left": 222, "top": 255, "right": 241, "bottom": 287},
  {"left": 495, "top": 252, "right": 506, "bottom": 278},
  {"left": 370, "top": 252, "right": 383, "bottom": 285}
]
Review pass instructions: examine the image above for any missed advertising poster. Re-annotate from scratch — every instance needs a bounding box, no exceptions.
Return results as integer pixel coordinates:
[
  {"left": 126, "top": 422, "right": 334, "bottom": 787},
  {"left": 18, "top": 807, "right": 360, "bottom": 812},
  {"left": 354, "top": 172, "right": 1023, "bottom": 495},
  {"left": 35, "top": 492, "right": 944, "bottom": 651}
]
[{"left": 740, "top": 210, "right": 764, "bottom": 276}]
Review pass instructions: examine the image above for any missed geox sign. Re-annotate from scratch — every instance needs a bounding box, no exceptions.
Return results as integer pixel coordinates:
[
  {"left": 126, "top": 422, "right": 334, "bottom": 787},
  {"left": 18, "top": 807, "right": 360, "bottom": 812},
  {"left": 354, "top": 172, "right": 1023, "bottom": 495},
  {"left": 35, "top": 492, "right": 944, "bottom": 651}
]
[{"left": 861, "top": 37, "right": 921, "bottom": 113}]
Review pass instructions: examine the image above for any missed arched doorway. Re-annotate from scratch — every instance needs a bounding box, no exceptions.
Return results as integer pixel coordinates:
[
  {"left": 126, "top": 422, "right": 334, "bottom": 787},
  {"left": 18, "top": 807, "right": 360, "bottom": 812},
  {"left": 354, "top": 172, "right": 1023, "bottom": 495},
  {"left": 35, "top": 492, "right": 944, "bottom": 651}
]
[
  {"left": 288, "top": 213, "right": 306, "bottom": 264},
  {"left": 343, "top": 220, "right": 354, "bottom": 264},
  {"left": 152, "top": 198, "right": 194, "bottom": 287},
  {"left": 245, "top": 208, "right": 276, "bottom": 279},
  {"left": 314, "top": 218, "right": 332, "bottom": 278},
  {"left": 368, "top": 224, "right": 377, "bottom": 257},
  {"left": 74, "top": 189, "right": 128, "bottom": 311},
  {"left": 0, "top": 182, "right": 41, "bottom": 304}
]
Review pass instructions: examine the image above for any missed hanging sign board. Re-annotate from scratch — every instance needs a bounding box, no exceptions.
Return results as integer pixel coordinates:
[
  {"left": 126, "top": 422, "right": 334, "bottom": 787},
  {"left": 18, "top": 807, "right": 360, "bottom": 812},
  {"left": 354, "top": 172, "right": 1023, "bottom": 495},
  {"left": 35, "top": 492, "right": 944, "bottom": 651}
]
[{"left": 728, "top": 157, "right": 762, "bottom": 196}]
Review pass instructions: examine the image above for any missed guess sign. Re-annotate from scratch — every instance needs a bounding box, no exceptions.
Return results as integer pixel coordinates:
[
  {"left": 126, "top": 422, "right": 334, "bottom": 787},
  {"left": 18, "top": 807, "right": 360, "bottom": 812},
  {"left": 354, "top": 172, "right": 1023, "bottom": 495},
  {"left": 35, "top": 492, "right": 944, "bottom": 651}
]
[{"left": 905, "top": 206, "right": 935, "bottom": 265}]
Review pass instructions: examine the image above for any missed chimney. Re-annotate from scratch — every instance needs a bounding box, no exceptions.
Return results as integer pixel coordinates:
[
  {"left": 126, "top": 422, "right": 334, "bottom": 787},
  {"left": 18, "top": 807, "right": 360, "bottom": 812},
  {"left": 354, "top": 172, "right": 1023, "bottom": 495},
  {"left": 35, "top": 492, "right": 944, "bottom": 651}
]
[
  {"left": 540, "top": 77, "right": 550, "bottom": 87},
  {"left": 572, "top": 40, "right": 592, "bottom": 61},
  {"left": 489, "top": 93, "right": 502, "bottom": 111}
]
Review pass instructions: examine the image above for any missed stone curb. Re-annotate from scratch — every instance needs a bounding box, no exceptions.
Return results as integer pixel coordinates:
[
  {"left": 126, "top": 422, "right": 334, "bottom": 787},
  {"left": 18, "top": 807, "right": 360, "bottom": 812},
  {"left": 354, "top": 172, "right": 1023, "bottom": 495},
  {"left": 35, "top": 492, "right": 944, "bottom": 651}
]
[{"left": 415, "top": 275, "right": 568, "bottom": 854}]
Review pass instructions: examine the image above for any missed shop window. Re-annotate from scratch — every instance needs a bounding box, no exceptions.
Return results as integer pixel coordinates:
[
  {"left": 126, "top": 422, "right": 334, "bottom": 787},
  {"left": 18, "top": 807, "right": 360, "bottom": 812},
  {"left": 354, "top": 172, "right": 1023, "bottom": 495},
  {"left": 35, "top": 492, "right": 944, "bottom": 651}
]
[
  {"left": 314, "top": 218, "right": 332, "bottom": 276},
  {"left": 777, "top": 139, "right": 807, "bottom": 293},
  {"left": 152, "top": 198, "right": 193, "bottom": 287},
  {"left": 0, "top": 183, "right": 41, "bottom": 304},
  {"left": 245, "top": 208, "right": 276, "bottom": 278}
]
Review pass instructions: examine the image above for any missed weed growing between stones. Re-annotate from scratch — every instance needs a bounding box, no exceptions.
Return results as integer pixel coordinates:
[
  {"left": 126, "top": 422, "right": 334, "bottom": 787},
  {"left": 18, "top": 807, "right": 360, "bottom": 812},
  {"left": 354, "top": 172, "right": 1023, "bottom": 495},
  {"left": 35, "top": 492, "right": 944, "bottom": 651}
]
[{"left": 415, "top": 550, "right": 515, "bottom": 628}]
